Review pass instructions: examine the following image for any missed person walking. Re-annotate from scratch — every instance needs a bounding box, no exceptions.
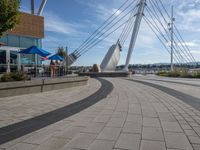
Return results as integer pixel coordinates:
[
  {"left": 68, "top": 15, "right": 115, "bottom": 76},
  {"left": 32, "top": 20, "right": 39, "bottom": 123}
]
[{"left": 50, "top": 60, "right": 56, "bottom": 77}]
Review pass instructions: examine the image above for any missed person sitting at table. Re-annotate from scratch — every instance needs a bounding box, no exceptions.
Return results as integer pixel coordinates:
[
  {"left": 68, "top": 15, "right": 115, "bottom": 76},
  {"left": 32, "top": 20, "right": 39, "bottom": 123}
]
[{"left": 55, "top": 60, "right": 60, "bottom": 76}]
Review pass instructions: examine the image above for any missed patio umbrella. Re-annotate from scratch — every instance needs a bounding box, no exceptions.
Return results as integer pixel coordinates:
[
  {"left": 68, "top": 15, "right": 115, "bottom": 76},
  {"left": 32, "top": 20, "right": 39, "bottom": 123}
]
[
  {"left": 48, "top": 54, "right": 64, "bottom": 61},
  {"left": 19, "top": 46, "right": 51, "bottom": 57},
  {"left": 18, "top": 46, "right": 51, "bottom": 76}
]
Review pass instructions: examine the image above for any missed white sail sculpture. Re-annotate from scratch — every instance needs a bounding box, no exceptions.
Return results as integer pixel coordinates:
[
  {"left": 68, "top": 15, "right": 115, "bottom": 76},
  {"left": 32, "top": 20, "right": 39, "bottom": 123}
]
[
  {"left": 67, "top": 53, "right": 78, "bottom": 66},
  {"left": 65, "top": 0, "right": 147, "bottom": 71},
  {"left": 100, "top": 42, "right": 122, "bottom": 72}
]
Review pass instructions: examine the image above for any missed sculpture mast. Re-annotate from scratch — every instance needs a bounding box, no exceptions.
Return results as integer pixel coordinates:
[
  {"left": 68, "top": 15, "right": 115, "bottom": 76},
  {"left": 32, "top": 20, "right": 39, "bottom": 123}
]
[{"left": 124, "top": 0, "right": 146, "bottom": 71}]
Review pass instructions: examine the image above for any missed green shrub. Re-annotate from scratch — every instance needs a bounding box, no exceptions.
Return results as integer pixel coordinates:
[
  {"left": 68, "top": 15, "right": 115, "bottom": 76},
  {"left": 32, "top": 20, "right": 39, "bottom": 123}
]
[
  {"left": 197, "top": 72, "right": 200, "bottom": 78},
  {"left": 156, "top": 71, "right": 169, "bottom": 76},
  {"left": 0, "top": 72, "right": 27, "bottom": 82},
  {"left": 179, "top": 69, "right": 191, "bottom": 78},
  {"left": 192, "top": 72, "right": 200, "bottom": 78},
  {"left": 157, "top": 69, "right": 200, "bottom": 78},
  {"left": 10, "top": 72, "right": 26, "bottom": 81},
  {"left": 168, "top": 71, "right": 180, "bottom": 77},
  {"left": 1, "top": 73, "right": 13, "bottom": 82}
]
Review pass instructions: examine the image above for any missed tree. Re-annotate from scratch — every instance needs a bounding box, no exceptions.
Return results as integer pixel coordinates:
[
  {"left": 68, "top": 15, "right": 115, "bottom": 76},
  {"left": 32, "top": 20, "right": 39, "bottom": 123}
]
[
  {"left": 56, "top": 46, "right": 69, "bottom": 74},
  {"left": 57, "top": 47, "right": 67, "bottom": 57},
  {"left": 0, "top": 0, "right": 21, "bottom": 37}
]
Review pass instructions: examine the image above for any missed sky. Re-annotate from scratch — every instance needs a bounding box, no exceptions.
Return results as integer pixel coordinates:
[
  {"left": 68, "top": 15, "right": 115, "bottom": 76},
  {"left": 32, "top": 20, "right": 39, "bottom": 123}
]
[{"left": 20, "top": 0, "right": 200, "bottom": 66}]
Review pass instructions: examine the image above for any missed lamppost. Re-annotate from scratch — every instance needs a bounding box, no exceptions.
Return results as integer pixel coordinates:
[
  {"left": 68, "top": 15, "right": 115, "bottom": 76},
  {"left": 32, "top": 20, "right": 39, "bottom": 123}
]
[
  {"left": 65, "top": 46, "right": 68, "bottom": 75},
  {"left": 168, "top": 6, "right": 175, "bottom": 71}
]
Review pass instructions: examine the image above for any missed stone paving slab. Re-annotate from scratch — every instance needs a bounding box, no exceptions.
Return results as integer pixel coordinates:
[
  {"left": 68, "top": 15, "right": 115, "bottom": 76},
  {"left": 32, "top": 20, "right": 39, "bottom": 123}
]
[
  {"left": 114, "top": 133, "right": 140, "bottom": 150},
  {"left": 87, "top": 140, "right": 115, "bottom": 150},
  {"left": 33, "top": 137, "right": 69, "bottom": 150},
  {"left": 64, "top": 133, "right": 97, "bottom": 149},
  {"left": 140, "top": 140, "right": 166, "bottom": 150},
  {"left": 142, "top": 127, "right": 164, "bottom": 141},
  {"left": 96, "top": 127, "right": 121, "bottom": 141},
  {"left": 1, "top": 77, "right": 200, "bottom": 150},
  {"left": 6, "top": 143, "right": 38, "bottom": 150}
]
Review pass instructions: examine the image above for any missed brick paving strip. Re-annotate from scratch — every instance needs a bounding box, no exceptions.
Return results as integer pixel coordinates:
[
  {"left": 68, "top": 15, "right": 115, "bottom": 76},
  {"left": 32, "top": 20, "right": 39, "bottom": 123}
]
[
  {"left": 146, "top": 78, "right": 200, "bottom": 87},
  {"left": 128, "top": 79, "right": 200, "bottom": 111},
  {"left": 0, "top": 78, "right": 114, "bottom": 145}
]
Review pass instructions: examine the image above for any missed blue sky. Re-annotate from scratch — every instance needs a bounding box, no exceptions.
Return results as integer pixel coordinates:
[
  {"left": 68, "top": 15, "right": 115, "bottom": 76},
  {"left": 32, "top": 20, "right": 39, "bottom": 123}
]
[{"left": 20, "top": 0, "right": 200, "bottom": 66}]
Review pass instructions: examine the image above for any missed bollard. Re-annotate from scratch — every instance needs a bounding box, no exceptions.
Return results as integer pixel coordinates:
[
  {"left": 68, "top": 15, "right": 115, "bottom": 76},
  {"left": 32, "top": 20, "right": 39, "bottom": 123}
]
[{"left": 41, "top": 78, "right": 45, "bottom": 92}]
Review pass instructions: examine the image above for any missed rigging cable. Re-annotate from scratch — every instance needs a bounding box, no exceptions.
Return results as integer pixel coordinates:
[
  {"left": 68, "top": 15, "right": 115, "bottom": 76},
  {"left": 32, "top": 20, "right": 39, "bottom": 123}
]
[
  {"left": 119, "top": 1, "right": 138, "bottom": 46},
  {"left": 74, "top": 0, "right": 137, "bottom": 56},
  {"left": 145, "top": 5, "right": 188, "bottom": 64},
  {"left": 144, "top": 16, "right": 182, "bottom": 64},
  {"left": 152, "top": 0, "right": 196, "bottom": 65},
  {"left": 148, "top": 0, "right": 193, "bottom": 64},
  {"left": 77, "top": 5, "right": 139, "bottom": 56},
  {"left": 79, "top": 12, "right": 138, "bottom": 56}
]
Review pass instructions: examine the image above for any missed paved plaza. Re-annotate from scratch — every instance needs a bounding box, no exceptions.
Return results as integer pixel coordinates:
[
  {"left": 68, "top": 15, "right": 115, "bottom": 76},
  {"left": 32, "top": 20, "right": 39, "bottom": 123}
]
[
  {"left": 0, "top": 78, "right": 101, "bottom": 128},
  {"left": 0, "top": 76, "right": 200, "bottom": 150}
]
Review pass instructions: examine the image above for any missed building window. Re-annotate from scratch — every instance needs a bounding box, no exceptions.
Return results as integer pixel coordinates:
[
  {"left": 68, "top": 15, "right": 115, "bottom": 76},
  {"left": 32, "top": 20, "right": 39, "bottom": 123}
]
[
  {"left": 8, "top": 35, "right": 20, "bottom": 47},
  {"left": 0, "top": 34, "right": 42, "bottom": 48},
  {"left": 10, "top": 51, "right": 17, "bottom": 65},
  {"left": 21, "top": 53, "right": 36, "bottom": 65},
  {"left": 0, "top": 50, "right": 6, "bottom": 64},
  {"left": 20, "top": 36, "right": 33, "bottom": 48},
  {"left": 32, "top": 38, "right": 42, "bottom": 48},
  {"left": 0, "top": 35, "right": 8, "bottom": 45},
  {"left": 0, "top": 50, "right": 7, "bottom": 73},
  {"left": 10, "top": 51, "right": 18, "bottom": 72}
]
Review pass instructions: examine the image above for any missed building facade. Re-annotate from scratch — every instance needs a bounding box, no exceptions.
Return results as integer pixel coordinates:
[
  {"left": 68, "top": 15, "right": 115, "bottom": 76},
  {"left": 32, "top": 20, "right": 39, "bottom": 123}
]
[{"left": 0, "top": 12, "right": 44, "bottom": 73}]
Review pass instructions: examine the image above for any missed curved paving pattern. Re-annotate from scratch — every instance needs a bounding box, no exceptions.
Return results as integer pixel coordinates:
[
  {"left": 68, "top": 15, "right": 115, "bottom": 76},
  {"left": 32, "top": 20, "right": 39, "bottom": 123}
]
[
  {"left": 0, "top": 78, "right": 102, "bottom": 128},
  {"left": 0, "top": 78, "right": 113, "bottom": 145},
  {"left": 128, "top": 79, "right": 200, "bottom": 111},
  {"left": 0, "top": 77, "right": 200, "bottom": 150},
  {"left": 146, "top": 78, "right": 200, "bottom": 87}
]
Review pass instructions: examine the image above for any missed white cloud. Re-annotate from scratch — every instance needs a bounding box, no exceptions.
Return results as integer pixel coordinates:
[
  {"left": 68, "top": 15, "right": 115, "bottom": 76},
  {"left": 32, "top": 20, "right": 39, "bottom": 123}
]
[
  {"left": 191, "top": 50, "right": 200, "bottom": 54},
  {"left": 178, "top": 42, "right": 199, "bottom": 47},
  {"left": 190, "top": 50, "right": 200, "bottom": 60},
  {"left": 191, "top": 50, "right": 200, "bottom": 59},
  {"left": 44, "top": 11, "right": 86, "bottom": 35},
  {"left": 175, "top": 0, "right": 200, "bottom": 32},
  {"left": 44, "top": 12, "right": 73, "bottom": 34},
  {"left": 113, "top": 9, "right": 122, "bottom": 16},
  {"left": 74, "top": 1, "right": 112, "bottom": 20}
]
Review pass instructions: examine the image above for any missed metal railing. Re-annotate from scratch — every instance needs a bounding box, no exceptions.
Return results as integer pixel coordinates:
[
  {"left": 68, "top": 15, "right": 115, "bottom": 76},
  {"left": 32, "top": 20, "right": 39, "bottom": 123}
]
[{"left": 0, "top": 64, "right": 71, "bottom": 78}]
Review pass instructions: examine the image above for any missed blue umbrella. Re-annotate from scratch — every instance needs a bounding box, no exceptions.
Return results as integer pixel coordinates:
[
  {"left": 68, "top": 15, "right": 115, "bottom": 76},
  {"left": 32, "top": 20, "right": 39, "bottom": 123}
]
[
  {"left": 19, "top": 46, "right": 51, "bottom": 57},
  {"left": 18, "top": 46, "right": 51, "bottom": 77},
  {"left": 48, "top": 54, "right": 64, "bottom": 61}
]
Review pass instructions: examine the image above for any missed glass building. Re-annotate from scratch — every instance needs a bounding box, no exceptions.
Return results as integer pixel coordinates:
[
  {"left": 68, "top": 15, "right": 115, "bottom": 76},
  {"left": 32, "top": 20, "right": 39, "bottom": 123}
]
[
  {"left": 0, "top": 12, "right": 44, "bottom": 73},
  {"left": 0, "top": 34, "right": 42, "bottom": 48}
]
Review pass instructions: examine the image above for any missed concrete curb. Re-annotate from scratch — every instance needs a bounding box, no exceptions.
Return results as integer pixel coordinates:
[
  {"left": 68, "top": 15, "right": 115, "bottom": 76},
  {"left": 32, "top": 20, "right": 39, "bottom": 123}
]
[{"left": 0, "top": 76, "right": 89, "bottom": 97}]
